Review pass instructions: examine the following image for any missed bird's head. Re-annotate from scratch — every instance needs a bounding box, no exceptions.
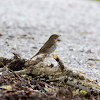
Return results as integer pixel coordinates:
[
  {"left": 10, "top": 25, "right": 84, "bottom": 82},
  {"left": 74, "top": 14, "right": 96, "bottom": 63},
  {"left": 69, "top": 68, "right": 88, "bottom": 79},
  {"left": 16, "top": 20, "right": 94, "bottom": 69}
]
[{"left": 49, "top": 34, "right": 60, "bottom": 41}]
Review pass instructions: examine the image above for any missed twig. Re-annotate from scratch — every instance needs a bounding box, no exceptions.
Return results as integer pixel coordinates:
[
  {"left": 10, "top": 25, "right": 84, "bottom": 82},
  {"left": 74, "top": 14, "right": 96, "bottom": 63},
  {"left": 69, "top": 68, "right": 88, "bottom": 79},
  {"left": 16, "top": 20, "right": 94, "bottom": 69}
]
[
  {"left": 88, "top": 58, "right": 100, "bottom": 61},
  {"left": 52, "top": 54, "right": 65, "bottom": 71}
]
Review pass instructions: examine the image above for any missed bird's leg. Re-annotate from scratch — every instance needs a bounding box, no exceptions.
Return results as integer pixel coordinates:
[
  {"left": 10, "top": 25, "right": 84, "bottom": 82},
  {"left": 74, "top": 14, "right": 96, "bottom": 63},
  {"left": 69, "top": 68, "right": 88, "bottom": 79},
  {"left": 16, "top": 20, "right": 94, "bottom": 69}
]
[
  {"left": 47, "top": 54, "right": 53, "bottom": 65},
  {"left": 49, "top": 56, "right": 52, "bottom": 64},
  {"left": 45, "top": 54, "right": 48, "bottom": 64}
]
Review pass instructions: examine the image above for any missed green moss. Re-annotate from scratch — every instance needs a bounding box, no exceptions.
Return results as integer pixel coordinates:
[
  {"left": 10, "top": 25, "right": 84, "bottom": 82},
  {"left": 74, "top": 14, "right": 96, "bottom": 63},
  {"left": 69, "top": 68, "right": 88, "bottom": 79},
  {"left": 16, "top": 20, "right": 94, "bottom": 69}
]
[
  {"left": 95, "top": 0, "right": 100, "bottom": 1},
  {"left": 73, "top": 89, "right": 80, "bottom": 96},
  {"left": 0, "top": 85, "right": 13, "bottom": 90},
  {"left": 83, "top": 97, "right": 87, "bottom": 100},
  {"left": 80, "top": 89, "right": 87, "bottom": 95},
  {"left": 53, "top": 82, "right": 68, "bottom": 87}
]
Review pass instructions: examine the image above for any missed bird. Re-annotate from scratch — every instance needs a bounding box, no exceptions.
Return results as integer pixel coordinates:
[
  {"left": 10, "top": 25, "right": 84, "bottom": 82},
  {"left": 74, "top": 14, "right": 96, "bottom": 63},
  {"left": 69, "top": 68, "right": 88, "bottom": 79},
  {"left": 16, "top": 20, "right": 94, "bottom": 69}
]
[{"left": 30, "top": 34, "right": 60, "bottom": 59}]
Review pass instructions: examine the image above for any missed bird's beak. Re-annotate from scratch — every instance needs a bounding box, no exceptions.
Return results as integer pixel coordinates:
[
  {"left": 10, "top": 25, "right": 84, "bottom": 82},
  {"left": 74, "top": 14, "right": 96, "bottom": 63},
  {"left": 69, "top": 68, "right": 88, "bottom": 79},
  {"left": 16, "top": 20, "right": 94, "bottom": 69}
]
[
  {"left": 57, "top": 35, "right": 61, "bottom": 41},
  {"left": 58, "top": 35, "right": 61, "bottom": 37}
]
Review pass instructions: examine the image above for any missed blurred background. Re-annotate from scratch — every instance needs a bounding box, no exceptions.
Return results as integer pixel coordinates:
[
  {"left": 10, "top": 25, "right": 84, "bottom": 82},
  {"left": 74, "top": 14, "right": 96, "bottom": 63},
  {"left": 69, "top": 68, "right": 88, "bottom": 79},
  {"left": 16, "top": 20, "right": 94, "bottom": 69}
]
[{"left": 0, "top": 0, "right": 100, "bottom": 82}]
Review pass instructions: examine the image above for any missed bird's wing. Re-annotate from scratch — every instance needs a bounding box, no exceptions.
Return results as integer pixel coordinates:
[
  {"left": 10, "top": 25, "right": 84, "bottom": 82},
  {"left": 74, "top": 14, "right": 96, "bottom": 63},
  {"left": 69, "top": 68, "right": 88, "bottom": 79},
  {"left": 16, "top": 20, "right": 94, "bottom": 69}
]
[{"left": 39, "top": 40, "right": 54, "bottom": 53}]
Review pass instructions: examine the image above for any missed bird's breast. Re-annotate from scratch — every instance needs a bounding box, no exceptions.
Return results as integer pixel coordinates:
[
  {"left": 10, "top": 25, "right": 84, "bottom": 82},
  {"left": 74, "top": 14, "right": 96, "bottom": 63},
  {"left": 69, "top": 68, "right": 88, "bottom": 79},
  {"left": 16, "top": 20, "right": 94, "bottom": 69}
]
[{"left": 44, "top": 43, "right": 57, "bottom": 54}]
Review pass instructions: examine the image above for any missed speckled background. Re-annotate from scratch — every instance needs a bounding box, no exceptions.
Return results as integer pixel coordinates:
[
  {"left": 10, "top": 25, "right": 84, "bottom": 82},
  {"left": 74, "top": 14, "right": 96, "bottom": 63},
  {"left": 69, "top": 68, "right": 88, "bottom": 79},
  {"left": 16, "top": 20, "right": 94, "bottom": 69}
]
[{"left": 0, "top": 0, "right": 100, "bottom": 82}]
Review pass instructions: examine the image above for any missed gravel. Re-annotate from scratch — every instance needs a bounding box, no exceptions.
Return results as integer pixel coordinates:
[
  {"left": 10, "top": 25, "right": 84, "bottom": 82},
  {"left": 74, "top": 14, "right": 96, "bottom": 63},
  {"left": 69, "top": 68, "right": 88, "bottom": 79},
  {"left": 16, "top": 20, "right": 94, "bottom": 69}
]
[{"left": 0, "top": 0, "right": 100, "bottom": 82}]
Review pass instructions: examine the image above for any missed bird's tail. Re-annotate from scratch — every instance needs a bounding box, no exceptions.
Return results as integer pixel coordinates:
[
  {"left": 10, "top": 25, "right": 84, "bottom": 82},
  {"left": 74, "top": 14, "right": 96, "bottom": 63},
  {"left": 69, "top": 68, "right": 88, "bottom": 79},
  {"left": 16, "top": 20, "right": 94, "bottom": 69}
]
[{"left": 30, "top": 52, "right": 39, "bottom": 59}]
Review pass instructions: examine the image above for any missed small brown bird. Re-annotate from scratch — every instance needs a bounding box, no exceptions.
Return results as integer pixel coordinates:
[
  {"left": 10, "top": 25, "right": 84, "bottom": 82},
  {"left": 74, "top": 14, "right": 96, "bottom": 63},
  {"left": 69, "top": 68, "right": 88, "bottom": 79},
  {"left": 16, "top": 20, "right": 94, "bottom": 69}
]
[{"left": 30, "top": 34, "right": 60, "bottom": 59}]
